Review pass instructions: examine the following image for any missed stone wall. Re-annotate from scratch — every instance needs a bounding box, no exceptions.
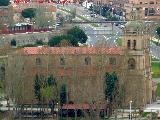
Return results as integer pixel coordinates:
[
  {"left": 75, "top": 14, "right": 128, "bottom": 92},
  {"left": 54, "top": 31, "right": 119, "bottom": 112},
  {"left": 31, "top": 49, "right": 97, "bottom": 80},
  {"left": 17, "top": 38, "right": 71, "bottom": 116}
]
[{"left": 0, "top": 30, "right": 65, "bottom": 46}]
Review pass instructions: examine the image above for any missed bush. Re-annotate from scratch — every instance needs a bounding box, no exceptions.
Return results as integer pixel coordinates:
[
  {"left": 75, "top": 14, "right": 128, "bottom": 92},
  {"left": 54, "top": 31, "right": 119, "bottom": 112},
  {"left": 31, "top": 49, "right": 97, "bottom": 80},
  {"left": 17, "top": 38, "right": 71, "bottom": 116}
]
[
  {"left": 67, "top": 26, "right": 88, "bottom": 44},
  {"left": 0, "top": 0, "right": 10, "bottom": 6},
  {"left": 10, "top": 39, "right": 16, "bottom": 46},
  {"left": 21, "top": 8, "right": 36, "bottom": 19},
  {"left": 48, "top": 35, "right": 78, "bottom": 47},
  {"left": 35, "top": 40, "right": 44, "bottom": 46}
]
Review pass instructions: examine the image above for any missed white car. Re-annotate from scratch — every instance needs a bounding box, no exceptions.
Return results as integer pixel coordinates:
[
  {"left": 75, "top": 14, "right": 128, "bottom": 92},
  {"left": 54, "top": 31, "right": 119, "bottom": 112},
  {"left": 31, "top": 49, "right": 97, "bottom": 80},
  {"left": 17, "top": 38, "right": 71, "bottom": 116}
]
[
  {"left": 119, "top": 25, "right": 125, "bottom": 29},
  {"left": 156, "top": 97, "right": 160, "bottom": 104}
]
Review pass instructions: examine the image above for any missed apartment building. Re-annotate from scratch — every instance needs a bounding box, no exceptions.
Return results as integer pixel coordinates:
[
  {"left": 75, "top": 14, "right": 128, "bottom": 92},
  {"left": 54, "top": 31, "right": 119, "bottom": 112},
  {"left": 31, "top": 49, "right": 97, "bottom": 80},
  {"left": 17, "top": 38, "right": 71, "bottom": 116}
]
[{"left": 124, "top": 0, "right": 160, "bottom": 20}]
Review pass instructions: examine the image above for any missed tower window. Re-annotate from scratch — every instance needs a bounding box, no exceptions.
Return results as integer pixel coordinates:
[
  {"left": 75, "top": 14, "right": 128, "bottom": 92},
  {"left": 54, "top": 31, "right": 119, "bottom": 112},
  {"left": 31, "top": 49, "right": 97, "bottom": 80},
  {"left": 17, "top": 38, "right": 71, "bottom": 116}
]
[
  {"left": 133, "top": 40, "right": 136, "bottom": 50},
  {"left": 150, "top": 1, "right": 154, "bottom": 4},
  {"left": 85, "top": 56, "right": 91, "bottom": 65},
  {"left": 36, "top": 58, "right": 41, "bottom": 65},
  {"left": 60, "top": 57, "right": 65, "bottom": 65},
  {"left": 127, "top": 40, "right": 131, "bottom": 49},
  {"left": 128, "top": 58, "right": 136, "bottom": 69},
  {"left": 109, "top": 57, "right": 116, "bottom": 65}
]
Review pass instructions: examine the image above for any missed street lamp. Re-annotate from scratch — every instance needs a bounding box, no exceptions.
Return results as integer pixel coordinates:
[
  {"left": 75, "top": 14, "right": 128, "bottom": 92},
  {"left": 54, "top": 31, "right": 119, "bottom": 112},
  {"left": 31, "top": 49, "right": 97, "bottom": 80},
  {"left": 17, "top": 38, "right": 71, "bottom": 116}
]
[
  {"left": 129, "top": 100, "right": 132, "bottom": 120},
  {"left": 57, "top": 102, "right": 59, "bottom": 120}
]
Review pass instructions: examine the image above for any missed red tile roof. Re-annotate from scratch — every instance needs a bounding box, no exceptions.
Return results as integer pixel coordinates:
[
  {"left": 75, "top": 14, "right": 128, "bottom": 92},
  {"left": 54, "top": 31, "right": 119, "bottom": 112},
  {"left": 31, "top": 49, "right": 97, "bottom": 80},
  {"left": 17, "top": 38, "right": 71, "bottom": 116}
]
[{"left": 22, "top": 47, "right": 123, "bottom": 55}]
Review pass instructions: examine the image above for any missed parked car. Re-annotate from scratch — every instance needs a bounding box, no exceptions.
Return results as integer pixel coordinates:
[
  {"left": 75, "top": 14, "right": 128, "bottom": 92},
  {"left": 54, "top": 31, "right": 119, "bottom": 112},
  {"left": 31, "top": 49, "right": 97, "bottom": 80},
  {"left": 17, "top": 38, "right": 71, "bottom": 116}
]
[
  {"left": 114, "top": 23, "right": 119, "bottom": 26},
  {"left": 156, "top": 97, "right": 160, "bottom": 104},
  {"left": 119, "top": 25, "right": 125, "bottom": 29},
  {"left": 90, "top": 14, "right": 97, "bottom": 18}
]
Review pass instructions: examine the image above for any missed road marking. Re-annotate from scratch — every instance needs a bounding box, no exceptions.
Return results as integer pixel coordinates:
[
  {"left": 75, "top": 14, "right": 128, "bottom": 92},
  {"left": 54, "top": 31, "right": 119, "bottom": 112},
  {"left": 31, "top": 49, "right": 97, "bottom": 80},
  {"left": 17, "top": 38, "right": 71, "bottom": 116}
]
[{"left": 103, "top": 35, "right": 108, "bottom": 40}]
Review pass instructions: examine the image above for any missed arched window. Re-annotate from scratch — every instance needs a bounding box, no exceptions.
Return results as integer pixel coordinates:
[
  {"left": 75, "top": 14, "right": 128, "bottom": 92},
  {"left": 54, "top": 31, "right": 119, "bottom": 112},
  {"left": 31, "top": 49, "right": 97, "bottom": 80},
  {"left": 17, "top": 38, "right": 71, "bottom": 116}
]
[
  {"left": 109, "top": 57, "right": 116, "bottom": 65},
  {"left": 133, "top": 40, "right": 136, "bottom": 50},
  {"left": 128, "top": 58, "right": 136, "bottom": 69},
  {"left": 36, "top": 58, "right": 41, "bottom": 65},
  {"left": 60, "top": 57, "right": 65, "bottom": 65},
  {"left": 127, "top": 40, "right": 131, "bottom": 49},
  {"left": 85, "top": 56, "right": 91, "bottom": 65}
]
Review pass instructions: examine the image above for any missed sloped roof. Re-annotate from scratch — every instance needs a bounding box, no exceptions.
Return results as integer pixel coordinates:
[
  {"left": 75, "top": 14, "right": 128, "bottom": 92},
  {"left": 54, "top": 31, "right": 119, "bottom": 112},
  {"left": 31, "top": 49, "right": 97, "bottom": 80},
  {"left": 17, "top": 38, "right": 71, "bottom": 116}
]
[{"left": 21, "top": 47, "right": 123, "bottom": 55}]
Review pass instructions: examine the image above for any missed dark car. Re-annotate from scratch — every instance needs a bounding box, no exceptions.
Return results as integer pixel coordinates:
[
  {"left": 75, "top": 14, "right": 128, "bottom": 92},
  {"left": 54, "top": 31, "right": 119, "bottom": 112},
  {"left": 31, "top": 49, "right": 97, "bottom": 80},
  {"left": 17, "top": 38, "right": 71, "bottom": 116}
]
[{"left": 115, "top": 23, "right": 119, "bottom": 26}]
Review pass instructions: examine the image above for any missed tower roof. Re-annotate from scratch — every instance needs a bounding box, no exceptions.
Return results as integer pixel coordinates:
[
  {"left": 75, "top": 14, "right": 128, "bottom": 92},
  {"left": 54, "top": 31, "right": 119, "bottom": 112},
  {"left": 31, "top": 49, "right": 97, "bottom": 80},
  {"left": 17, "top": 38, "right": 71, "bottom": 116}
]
[{"left": 124, "top": 20, "right": 146, "bottom": 33}]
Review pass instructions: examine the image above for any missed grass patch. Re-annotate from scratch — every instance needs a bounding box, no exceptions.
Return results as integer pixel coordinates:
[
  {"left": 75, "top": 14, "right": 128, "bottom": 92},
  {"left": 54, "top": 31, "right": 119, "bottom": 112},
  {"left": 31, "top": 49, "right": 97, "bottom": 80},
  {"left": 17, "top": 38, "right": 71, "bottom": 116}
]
[
  {"left": 141, "top": 112, "right": 151, "bottom": 117},
  {"left": 152, "top": 61, "right": 160, "bottom": 78},
  {"left": 116, "top": 38, "right": 122, "bottom": 46},
  {"left": 157, "top": 83, "right": 160, "bottom": 97}
]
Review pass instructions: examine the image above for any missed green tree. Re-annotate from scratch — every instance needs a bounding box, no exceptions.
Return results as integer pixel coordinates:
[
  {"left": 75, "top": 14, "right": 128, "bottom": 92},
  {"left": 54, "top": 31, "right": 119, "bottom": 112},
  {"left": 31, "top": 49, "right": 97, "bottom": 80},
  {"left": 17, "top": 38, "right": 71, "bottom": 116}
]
[
  {"left": 88, "top": 5, "right": 93, "bottom": 11},
  {"left": 67, "top": 26, "right": 88, "bottom": 44},
  {"left": 105, "top": 72, "right": 119, "bottom": 117},
  {"left": 60, "top": 84, "right": 67, "bottom": 105},
  {"left": 34, "top": 75, "right": 41, "bottom": 101},
  {"left": 0, "top": 0, "right": 10, "bottom": 6},
  {"left": 21, "top": 8, "right": 36, "bottom": 19},
  {"left": 41, "top": 86, "right": 54, "bottom": 100},
  {"left": 10, "top": 39, "right": 16, "bottom": 46},
  {"left": 156, "top": 83, "right": 160, "bottom": 97},
  {"left": 48, "top": 35, "right": 78, "bottom": 47},
  {"left": 156, "top": 27, "right": 160, "bottom": 37},
  {"left": 35, "top": 40, "right": 44, "bottom": 46}
]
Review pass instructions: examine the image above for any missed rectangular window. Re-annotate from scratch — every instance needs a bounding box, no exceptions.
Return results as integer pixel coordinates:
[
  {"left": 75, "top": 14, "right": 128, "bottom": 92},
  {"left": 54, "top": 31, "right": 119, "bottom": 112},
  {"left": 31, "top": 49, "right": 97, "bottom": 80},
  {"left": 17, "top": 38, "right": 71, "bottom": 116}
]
[
  {"left": 109, "top": 57, "right": 116, "bottom": 65},
  {"left": 36, "top": 58, "right": 41, "bottom": 65}
]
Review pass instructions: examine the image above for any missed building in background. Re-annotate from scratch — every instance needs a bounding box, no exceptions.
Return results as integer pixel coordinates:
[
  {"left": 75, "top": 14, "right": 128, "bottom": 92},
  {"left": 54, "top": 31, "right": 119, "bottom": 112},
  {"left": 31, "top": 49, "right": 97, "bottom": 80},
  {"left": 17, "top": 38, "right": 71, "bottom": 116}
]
[
  {"left": 0, "top": 5, "right": 14, "bottom": 30},
  {"left": 93, "top": 0, "right": 112, "bottom": 6},
  {"left": 124, "top": 0, "right": 160, "bottom": 20}
]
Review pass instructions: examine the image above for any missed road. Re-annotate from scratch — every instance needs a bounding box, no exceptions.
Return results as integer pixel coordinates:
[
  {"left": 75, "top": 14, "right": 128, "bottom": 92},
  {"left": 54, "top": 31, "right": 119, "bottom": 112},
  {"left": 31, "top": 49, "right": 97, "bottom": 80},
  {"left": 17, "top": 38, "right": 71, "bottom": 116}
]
[
  {"left": 59, "top": 4, "right": 160, "bottom": 59},
  {"left": 59, "top": 4, "right": 122, "bottom": 47},
  {"left": 150, "top": 42, "right": 160, "bottom": 59}
]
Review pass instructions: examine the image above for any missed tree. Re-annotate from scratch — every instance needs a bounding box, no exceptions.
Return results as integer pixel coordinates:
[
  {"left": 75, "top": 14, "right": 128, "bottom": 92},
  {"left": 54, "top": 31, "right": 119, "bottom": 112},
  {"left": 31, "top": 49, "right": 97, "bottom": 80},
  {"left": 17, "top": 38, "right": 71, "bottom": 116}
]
[
  {"left": 35, "top": 40, "right": 44, "bottom": 46},
  {"left": 104, "top": 72, "right": 119, "bottom": 117},
  {"left": 35, "top": 7, "right": 55, "bottom": 28},
  {"left": 48, "top": 35, "right": 78, "bottom": 47},
  {"left": 34, "top": 75, "right": 58, "bottom": 102},
  {"left": 60, "top": 84, "right": 67, "bottom": 105},
  {"left": 67, "top": 26, "right": 88, "bottom": 44},
  {"left": 88, "top": 5, "right": 93, "bottom": 11},
  {"left": 10, "top": 39, "right": 16, "bottom": 46},
  {"left": 156, "top": 27, "right": 160, "bottom": 37},
  {"left": 21, "top": 8, "right": 36, "bottom": 19},
  {"left": 156, "top": 26, "right": 160, "bottom": 45},
  {"left": 0, "top": 0, "right": 10, "bottom": 6},
  {"left": 34, "top": 75, "right": 41, "bottom": 101}
]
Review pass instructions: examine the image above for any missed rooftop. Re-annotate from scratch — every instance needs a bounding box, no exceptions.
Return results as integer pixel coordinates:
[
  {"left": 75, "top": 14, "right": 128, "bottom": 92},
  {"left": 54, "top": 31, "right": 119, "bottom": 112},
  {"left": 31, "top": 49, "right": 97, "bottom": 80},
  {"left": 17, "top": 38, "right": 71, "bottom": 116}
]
[
  {"left": 125, "top": 20, "right": 146, "bottom": 32},
  {"left": 20, "top": 47, "right": 123, "bottom": 55}
]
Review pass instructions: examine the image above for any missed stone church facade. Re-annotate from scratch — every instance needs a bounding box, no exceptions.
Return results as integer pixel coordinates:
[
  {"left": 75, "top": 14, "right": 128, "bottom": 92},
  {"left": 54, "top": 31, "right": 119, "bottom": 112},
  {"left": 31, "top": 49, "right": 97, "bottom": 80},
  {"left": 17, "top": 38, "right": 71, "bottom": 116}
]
[{"left": 6, "top": 20, "right": 152, "bottom": 108}]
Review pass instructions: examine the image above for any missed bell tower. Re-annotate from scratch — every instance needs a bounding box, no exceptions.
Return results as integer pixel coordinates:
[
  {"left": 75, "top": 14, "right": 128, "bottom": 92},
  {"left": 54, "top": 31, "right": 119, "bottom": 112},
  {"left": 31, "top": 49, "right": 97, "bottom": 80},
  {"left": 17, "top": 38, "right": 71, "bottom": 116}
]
[{"left": 122, "top": 20, "right": 152, "bottom": 107}]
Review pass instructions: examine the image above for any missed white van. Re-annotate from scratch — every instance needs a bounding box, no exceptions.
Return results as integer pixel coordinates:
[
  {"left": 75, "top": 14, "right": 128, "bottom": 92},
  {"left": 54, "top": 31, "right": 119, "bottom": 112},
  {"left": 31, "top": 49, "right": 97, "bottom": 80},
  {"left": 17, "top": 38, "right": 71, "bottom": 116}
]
[{"left": 156, "top": 97, "right": 160, "bottom": 104}]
